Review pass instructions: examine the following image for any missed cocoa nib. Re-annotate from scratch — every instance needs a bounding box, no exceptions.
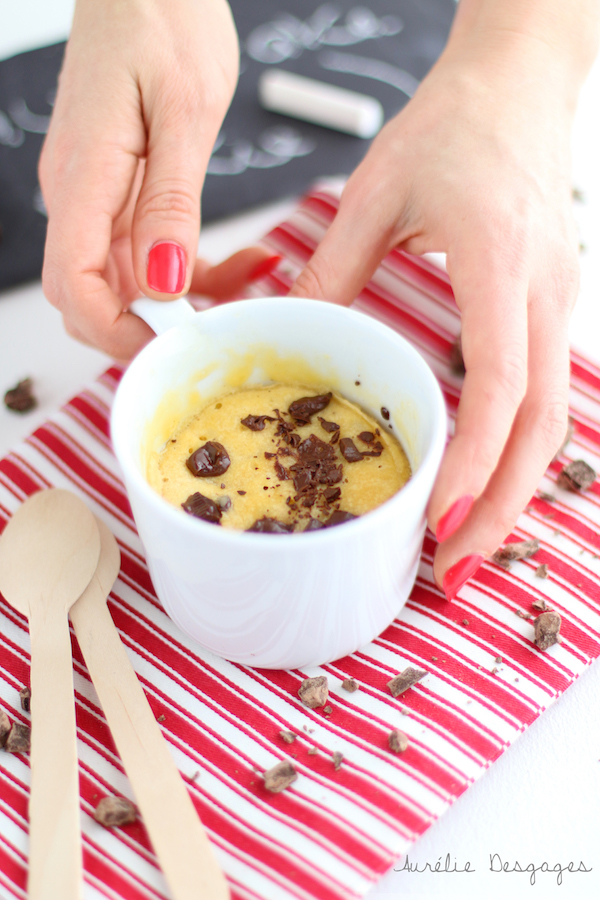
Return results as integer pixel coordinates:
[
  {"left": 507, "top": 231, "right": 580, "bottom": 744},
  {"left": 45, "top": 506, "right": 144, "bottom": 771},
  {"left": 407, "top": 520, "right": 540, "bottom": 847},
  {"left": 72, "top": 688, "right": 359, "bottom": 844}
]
[
  {"left": 94, "top": 796, "right": 137, "bottom": 828},
  {"left": 5, "top": 722, "right": 31, "bottom": 753},
  {"left": 325, "top": 510, "right": 357, "bottom": 527},
  {"left": 241, "top": 414, "right": 276, "bottom": 431},
  {"left": 339, "top": 438, "right": 363, "bottom": 462},
  {"left": 263, "top": 760, "right": 297, "bottom": 793},
  {"left": 534, "top": 610, "right": 562, "bottom": 651},
  {"left": 318, "top": 416, "right": 340, "bottom": 434},
  {"left": 3, "top": 378, "right": 37, "bottom": 413},
  {"left": 491, "top": 539, "right": 540, "bottom": 569},
  {"left": 557, "top": 459, "right": 596, "bottom": 492},
  {"left": 181, "top": 492, "right": 222, "bottom": 524},
  {"left": 246, "top": 517, "right": 293, "bottom": 534},
  {"left": 388, "top": 729, "right": 409, "bottom": 753},
  {"left": 298, "top": 675, "right": 328, "bottom": 708},
  {"left": 288, "top": 392, "right": 332, "bottom": 424},
  {"left": 387, "top": 666, "right": 428, "bottom": 697},
  {"left": 186, "top": 441, "right": 230, "bottom": 477}
]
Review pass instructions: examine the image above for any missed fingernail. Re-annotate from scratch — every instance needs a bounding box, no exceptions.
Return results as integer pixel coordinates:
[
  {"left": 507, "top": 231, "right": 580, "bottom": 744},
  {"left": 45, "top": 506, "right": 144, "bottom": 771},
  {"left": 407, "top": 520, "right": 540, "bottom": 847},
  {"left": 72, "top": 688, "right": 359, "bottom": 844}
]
[
  {"left": 442, "top": 553, "right": 484, "bottom": 602},
  {"left": 147, "top": 241, "right": 186, "bottom": 293},
  {"left": 248, "top": 254, "right": 282, "bottom": 281},
  {"left": 436, "top": 494, "right": 474, "bottom": 543}
]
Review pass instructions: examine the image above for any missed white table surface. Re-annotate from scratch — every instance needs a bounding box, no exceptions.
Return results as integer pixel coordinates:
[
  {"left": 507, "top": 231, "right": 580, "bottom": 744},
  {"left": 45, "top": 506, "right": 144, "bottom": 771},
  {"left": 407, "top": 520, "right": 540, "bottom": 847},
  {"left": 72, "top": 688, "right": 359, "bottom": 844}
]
[{"left": 2, "top": 5, "right": 600, "bottom": 899}]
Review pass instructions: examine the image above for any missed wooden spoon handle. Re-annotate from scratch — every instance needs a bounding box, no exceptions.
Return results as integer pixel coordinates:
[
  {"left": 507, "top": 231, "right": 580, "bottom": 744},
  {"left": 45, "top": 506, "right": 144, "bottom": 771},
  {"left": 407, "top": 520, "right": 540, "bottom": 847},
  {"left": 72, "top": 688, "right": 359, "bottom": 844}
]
[
  {"left": 70, "top": 583, "right": 229, "bottom": 900},
  {"left": 28, "top": 611, "right": 82, "bottom": 900}
]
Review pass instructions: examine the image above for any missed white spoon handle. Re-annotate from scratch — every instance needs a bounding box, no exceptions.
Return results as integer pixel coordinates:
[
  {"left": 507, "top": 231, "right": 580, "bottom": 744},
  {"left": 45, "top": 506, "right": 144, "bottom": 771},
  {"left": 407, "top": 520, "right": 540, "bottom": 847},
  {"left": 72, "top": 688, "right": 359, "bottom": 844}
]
[
  {"left": 28, "top": 610, "right": 82, "bottom": 900},
  {"left": 70, "top": 578, "right": 229, "bottom": 900}
]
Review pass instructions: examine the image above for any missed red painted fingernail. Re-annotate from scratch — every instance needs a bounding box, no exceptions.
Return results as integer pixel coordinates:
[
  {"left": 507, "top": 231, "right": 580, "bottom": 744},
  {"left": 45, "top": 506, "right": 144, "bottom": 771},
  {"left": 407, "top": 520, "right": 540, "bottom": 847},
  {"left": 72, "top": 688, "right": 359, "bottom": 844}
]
[
  {"left": 436, "top": 494, "right": 474, "bottom": 543},
  {"left": 147, "top": 242, "right": 186, "bottom": 293},
  {"left": 442, "top": 554, "right": 484, "bottom": 602},
  {"left": 248, "top": 254, "right": 282, "bottom": 281}
]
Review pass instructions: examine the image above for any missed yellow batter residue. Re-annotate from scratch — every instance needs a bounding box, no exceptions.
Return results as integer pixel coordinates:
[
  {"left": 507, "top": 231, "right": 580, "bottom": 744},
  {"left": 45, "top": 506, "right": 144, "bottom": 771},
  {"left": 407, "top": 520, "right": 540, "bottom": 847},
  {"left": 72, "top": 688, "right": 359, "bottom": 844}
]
[{"left": 147, "top": 384, "right": 411, "bottom": 531}]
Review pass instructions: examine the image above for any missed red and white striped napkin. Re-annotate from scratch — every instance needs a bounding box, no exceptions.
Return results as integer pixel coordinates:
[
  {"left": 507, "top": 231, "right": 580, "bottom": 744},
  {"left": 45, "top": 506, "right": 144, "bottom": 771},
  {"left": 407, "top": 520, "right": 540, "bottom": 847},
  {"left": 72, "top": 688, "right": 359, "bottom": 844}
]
[{"left": 1, "top": 188, "right": 600, "bottom": 900}]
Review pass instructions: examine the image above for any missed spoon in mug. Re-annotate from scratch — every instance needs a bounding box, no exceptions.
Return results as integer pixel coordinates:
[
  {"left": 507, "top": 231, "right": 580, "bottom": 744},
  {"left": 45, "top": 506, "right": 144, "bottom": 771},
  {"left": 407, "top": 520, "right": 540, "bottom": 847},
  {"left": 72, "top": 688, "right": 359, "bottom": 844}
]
[
  {"left": 70, "top": 516, "right": 230, "bottom": 900},
  {"left": 0, "top": 489, "right": 101, "bottom": 900}
]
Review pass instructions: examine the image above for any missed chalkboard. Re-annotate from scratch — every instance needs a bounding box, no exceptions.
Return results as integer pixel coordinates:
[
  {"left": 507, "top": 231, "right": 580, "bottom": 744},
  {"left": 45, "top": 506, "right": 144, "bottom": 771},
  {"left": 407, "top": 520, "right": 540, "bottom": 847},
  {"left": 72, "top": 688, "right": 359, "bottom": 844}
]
[{"left": 0, "top": 0, "right": 455, "bottom": 290}]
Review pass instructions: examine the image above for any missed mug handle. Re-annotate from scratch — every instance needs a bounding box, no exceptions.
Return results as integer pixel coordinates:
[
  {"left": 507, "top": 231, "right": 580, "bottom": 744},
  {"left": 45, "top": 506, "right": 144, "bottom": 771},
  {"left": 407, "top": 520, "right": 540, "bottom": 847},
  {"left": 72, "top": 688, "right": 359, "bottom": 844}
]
[{"left": 129, "top": 297, "right": 196, "bottom": 336}]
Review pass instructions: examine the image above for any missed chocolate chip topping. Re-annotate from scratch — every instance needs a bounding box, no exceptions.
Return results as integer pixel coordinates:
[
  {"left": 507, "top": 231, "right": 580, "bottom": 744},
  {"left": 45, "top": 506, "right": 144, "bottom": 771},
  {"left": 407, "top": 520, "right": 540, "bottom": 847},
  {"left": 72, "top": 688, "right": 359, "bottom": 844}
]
[
  {"left": 339, "top": 438, "right": 363, "bottom": 462},
  {"left": 181, "top": 492, "right": 222, "bottom": 524},
  {"left": 303, "top": 518, "right": 325, "bottom": 532},
  {"left": 322, "top": 486, "right": 341, "bottom": 503},
  {"left": 241, "top": 414, "right": 276, "bottom": 431},
  {"left": 246, "top": 517, "right": 294, "bottom": 534},
  {"left": 318, "top": 417, "right": 340, "bottom": 434},
  {"left": 4, "top": 378, "right": 37, "bottom": 413},
  {"left": 288, "top": 392, "right": 332, "bottom": 424},
  {"left": 325, "top": 510, "right": 357, "bottom": 527},
  {"left": 274, "top": 459, "right": 288, "bottom": 481},
  {"left": 381, "top": 407, "right": 390, "bottom": 420},
  {"left": 358, "top": 431, "right": 374, "bottom": 443},
  {"left": 186, "top": 441, "right": 231, "bottom": 477}
]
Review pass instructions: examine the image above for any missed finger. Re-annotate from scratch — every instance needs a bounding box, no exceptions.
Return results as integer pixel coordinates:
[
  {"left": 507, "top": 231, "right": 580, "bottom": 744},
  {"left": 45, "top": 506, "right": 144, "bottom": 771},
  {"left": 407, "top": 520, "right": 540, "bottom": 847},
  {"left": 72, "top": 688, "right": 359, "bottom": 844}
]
[
  {"left": 434, "top": 294, "right": 572, "bottom": 598},
  {"left": 428, "top": 242, "right": 529, "bottom": 542},
  {"left": 190, "top": 248, "right": 281, "bottom": 299}
]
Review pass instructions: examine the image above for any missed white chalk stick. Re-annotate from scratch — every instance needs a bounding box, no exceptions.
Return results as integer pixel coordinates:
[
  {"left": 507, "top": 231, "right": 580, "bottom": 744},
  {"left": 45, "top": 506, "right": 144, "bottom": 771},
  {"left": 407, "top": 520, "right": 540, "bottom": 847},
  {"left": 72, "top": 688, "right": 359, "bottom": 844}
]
[{"left": 258, "top": 69, "right": 384, "bottom": 139}]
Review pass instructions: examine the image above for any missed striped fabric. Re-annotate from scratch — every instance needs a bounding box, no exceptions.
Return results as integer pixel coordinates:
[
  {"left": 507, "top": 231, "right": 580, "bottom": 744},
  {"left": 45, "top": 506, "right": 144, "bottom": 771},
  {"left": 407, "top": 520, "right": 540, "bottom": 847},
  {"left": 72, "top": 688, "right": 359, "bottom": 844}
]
[{"left": 1, "top": 188, "right": 600, "bottom": 900}]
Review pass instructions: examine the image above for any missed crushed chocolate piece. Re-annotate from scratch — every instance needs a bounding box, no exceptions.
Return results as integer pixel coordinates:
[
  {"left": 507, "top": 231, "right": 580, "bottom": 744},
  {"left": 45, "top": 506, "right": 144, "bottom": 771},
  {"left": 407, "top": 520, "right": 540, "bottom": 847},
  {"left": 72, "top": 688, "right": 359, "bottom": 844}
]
[
  {"left": 303, "top": 518, "right": 325, "bottom": 532},
  {"left": 263, "top": 760, "right": 297, "bottom": 793},
  {"left": 533, "top": 610, "right": 562, "bottom": 651},
  {"left": 557, "top": 459, "right": 596, "bottom": 492},
  {"left": 449, "top": 335, "right": 465, "bottom": 376},
  {"left": 323, "top": 705, "right": 333, "bottom": 715},
  {"left": 19, "top": 687, "right": 31, "bottom": 712},
  {"left": 241, "top": 414, "right": 276, "bottom": 431},
  {"left": 298, "top": 675, "right": 328, "bottom": 708},
  {"left": 532, "top": 598, "right": 548, "bottom": 611},
  {"left": 0, "top": 710, "right": 10, "bottom": 748},
  {"left": 237, "top": 490, "right": 246, "bottom": 496},
  {"left": 462, "top": 619, "right": 469, "bottom": 626},
  {"left": 535, "top": 564, "right": 549, "bottom": 580},
  {"left": 318, "top": 417, "right": 340, "bottom": 434},
  {"left": 492, "top": 539, "right": 540, "bottom": 569},
  {"left": 288, "top": 392, "right": 332, "bottom": 424},
  {"left": 157, "top": 714, "right": 165, "bottom": 723},
  {"left": 332, "top": 751, "right": 343, "bottom": 770},
  {"left": 538, "top": 492, "right": 556, "bottom": 502},
  {"left": 358, "top": 432, "right": 374, "bottom": 444},
  {"left": 387, "top": 667, "right": 427, "bottom": 697},
  {"left": 186, "top": 441, "right": 230, "bottom": 477},
  {"left": 388, "top": 729, "right": 409, "bottom": 753},
  {"left": 216, "top": 495, "right": 231, "bottom": 512},
  {"left": 264, "top": 451, "right": 276, "bottom": 459},
  {"left": 247, "top": 517, "right": 293, "bottom": 534},
  {"left": 181, "top": 492, "right": 222, "bottom": 524},
  {"left": 339, "top": 438, "right": 363, "bottom": 462},
  {"left": 5, "top": 722, "right": 31, "bottom": 753},
  {"left": 279, "top": 730, "right": 297, "bottom": 744},
  {"left": 325, "top": 510, "right": 357, "bottom": 527},
  {"left": 361, "top": 442, "right": 384, "bottom": 458},
  {"left": 297, "top": 434, "right": 336, "bottom": 463},
  {"left": 4, "top": 378, "right": 37, "bottom": 413},
  {"left": 381, "top": 407, "right": 390, "bottom": 420},
  {"left": 273, "top": 458, "right": 288, "bottom": 481},
  {"left": 94, "top": 796, "right": 137, "bottom": 828},
  {"left": 341, "top": 678, "right": 359, "bottom": 692},
  {"left": 515, "top": 608, "right": 532, "bottom": 620},
  {"left": 494, "top": 656, "right": 503, "bottom": 664},
  {"left": 552, "top": 417, "right": 575, "bottom": 461},
  {"left": 307, "top": 746, "right": 318, "bottom": 755},
  {"left": 322, "top": 486, "right": 341, "bottom": 503}
]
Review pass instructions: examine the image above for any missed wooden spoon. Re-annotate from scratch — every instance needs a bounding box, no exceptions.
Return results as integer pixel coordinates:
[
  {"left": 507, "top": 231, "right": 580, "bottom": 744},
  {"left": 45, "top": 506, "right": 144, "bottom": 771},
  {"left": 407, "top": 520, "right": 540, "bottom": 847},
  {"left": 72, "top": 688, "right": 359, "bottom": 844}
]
[
  {"left": 0, "top": 488, "right": 101, "bottom": 900},
  {"left": 70, "top": 517, "right": 230, "bottom": 900}
]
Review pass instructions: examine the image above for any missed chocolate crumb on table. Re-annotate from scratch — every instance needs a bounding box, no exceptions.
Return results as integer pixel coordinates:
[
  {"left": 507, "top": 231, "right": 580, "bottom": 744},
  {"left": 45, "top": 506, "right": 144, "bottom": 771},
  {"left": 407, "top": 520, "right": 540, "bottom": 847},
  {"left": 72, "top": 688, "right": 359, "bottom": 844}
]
[
  {"left": 534, "top": 611, "right": 562, "bottom": 651},
  {"left": 3, "top": 378, "right": 37, "bottom": 413},
  {"left": 491, "top": 539, "right": 540, "bottom": 569},
  {"left": 279, "top": 730, "right": 296, "bottom": 744},
  {"left": 532, "top": 598, "right": 549, "bottom": 611},
  {"left": 298, "top": 676, "right": 329, "bottom": 708},
  {"left": 341, "top": 678, "right": 359, "bottom": 693},
  {"left": 323, "top": 705, "right": 333, "bottom": 716},
  {"left": 387, "top": 666, "right": 428, "bottom": 698},
  {"left": 5, "top": 722, "right": 31, "bottom": 754},
  {"left": 535, "top": 565, "right": 550, "bottom": 580},
  {"left": 0, "top": 709, "right": 10, "bottom": 747},
  {"left": 307, "top": 746, "right": 318, "bottom": 755},
  {"left": 557, "top": 459, "right": 597, "bottom": 492},
  {"left": 388, "top": 729, "right": 409, "bottom": 753},
  {"left": 19, "top": 686, "right": 31, "bottom": 712},
  {"left": 94, "top": 796, "right": 137, "bottom": 828},
  {"left": 263, "top": 760, "right": 298, "bottom": 793},
  {"left": 332, "top": 751, "right": 343, "bottom": 770}
]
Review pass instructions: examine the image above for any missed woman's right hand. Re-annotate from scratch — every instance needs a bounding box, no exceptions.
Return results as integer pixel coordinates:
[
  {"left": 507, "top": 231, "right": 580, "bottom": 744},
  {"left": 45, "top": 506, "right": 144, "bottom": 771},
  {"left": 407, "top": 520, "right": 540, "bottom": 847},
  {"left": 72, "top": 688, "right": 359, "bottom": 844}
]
[{"left": 39, "top": 0, "right": 240, "bottom": 360}]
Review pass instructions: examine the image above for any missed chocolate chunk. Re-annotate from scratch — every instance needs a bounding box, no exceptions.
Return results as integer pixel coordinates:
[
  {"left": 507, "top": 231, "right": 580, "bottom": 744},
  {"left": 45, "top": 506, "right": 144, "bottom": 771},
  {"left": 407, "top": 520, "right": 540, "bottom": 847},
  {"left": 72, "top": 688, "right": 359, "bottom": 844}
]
[
  {"left": 491, "top": 539, "right": 540, "bottom": 569},
  {"left": 339, "top": 438, "right": 363, "bottom": 462},
  {"left": 279, "top": 730, "right": 297, "bottom": 744},
  {"left": 325, "top": 510, "right": 357, "bottom": 527},
  {"left": 216, "top": 495, "right": 231, "bottom": 512},
  {"left": 534, "top": 610, "right": 562, "bottom": 651},
  {"left": 387, "top": 666, "right": 427, "bottom": 697},
  {"left": 263, "top": 760, "right": 297, "bottom": 793},
  {"left": 274, "top": 459, "right": 288, "bottom": 481},
  {"left": 358, "top": 432, "right": 375, "bottom": 444},
  {"left": 341, "top": 678, "right": 359, "bottom": 693},
  {"left": 19, "top": 687, "right": 31, "bottom": 713},
  {"left": 0, "top": 710, "right": 10, "bottom": 748},
  {"left": 3, "top": 378, "right": 37, "bottom": 413},
  {"left": 241, "top": 414, "right": 276, "bottom": 431},
  {"left": 388, "top": 729, "right": 409, "bottom": 753},
  {"left": 186, "top": 441, "right": 230, "bottom": 477},
  {"left": 322, "top": 486, "right": 341, "bottom": 503},
  {"left": 298, "top": 675, "right": 328, "bottom": 708},
  {"left": 535, "top": 564, "right": 549, "bottom": 579},
  {"left": 449, "top": 335, "right": 465, "bottom": 376},
  {"left": 557, "top": 459, "right": 596, "bottom": 492},
  {"left": 332, "top": 751, "right": 343, "bottom": 770},
  {"left": 318, "top": 417, "right": 340, "bottom": 434},
  {"left": 264, "top": 451, "right": 276, "bottom": 459},
  {"left": 94, "top": 796, "right": 137, "bottom": 828},
  {"left": 5, "top": 722, "right": 31, "bottom": 753},
  {"left": 381, "top": 407, "right": 390, "bottom": 420},
  {"left": 297, "top": 435, "right": 336, "bottom": 462},
  {"left": 303, "top": 518, "right": 325, "bottom": 532},
  {"left": 181, "top": 492, "right": 222, "bottom": 524},
  {"left": 246, "top": 517, "right": 294, "bottom": 534},
  {"left": 288, "top": 392, "right": 332, "bottom": 424}
]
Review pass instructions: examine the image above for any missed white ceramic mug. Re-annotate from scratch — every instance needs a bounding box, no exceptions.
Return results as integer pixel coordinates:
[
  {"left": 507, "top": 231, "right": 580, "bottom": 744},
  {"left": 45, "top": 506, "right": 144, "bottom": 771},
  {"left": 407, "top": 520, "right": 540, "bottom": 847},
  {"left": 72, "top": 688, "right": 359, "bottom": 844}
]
[{"left": 111, "top": 296, "right": 446, "bottom": 669}]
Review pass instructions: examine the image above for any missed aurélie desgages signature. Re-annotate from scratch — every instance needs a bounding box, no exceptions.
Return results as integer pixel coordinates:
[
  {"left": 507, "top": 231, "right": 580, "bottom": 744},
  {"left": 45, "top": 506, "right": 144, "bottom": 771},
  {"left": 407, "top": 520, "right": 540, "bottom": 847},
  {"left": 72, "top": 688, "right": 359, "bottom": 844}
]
[{"left": 395, "top": 852, "right": 592, "bottom": 886}]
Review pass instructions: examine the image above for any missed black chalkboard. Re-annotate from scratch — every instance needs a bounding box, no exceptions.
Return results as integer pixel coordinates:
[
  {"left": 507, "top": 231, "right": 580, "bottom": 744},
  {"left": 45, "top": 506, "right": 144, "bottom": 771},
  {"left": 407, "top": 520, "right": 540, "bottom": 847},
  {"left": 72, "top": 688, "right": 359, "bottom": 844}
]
[{"left": 0, "top": 0, "right": 455, "bottom": 290}]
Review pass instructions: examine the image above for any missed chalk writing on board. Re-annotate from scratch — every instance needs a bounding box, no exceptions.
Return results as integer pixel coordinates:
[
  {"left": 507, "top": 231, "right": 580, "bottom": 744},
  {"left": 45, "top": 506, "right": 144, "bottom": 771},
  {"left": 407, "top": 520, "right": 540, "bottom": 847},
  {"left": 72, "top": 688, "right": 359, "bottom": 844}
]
[
  {"left": 207, "top": 125, "right": 315, "bottom": 176},
  {"left": 319, "top": 50, "right": 419, "bottom": 96}
]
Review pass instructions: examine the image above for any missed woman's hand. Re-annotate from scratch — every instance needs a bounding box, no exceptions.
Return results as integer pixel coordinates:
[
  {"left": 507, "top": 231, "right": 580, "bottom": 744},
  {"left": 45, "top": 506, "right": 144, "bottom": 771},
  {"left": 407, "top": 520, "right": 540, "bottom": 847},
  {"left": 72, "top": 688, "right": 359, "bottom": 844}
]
[
  {"left": 39, "top": 0, "right": 245, "bottom": 360},
  {"left": 290, "top": 8, "right": 598, "bottom": 597}
]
